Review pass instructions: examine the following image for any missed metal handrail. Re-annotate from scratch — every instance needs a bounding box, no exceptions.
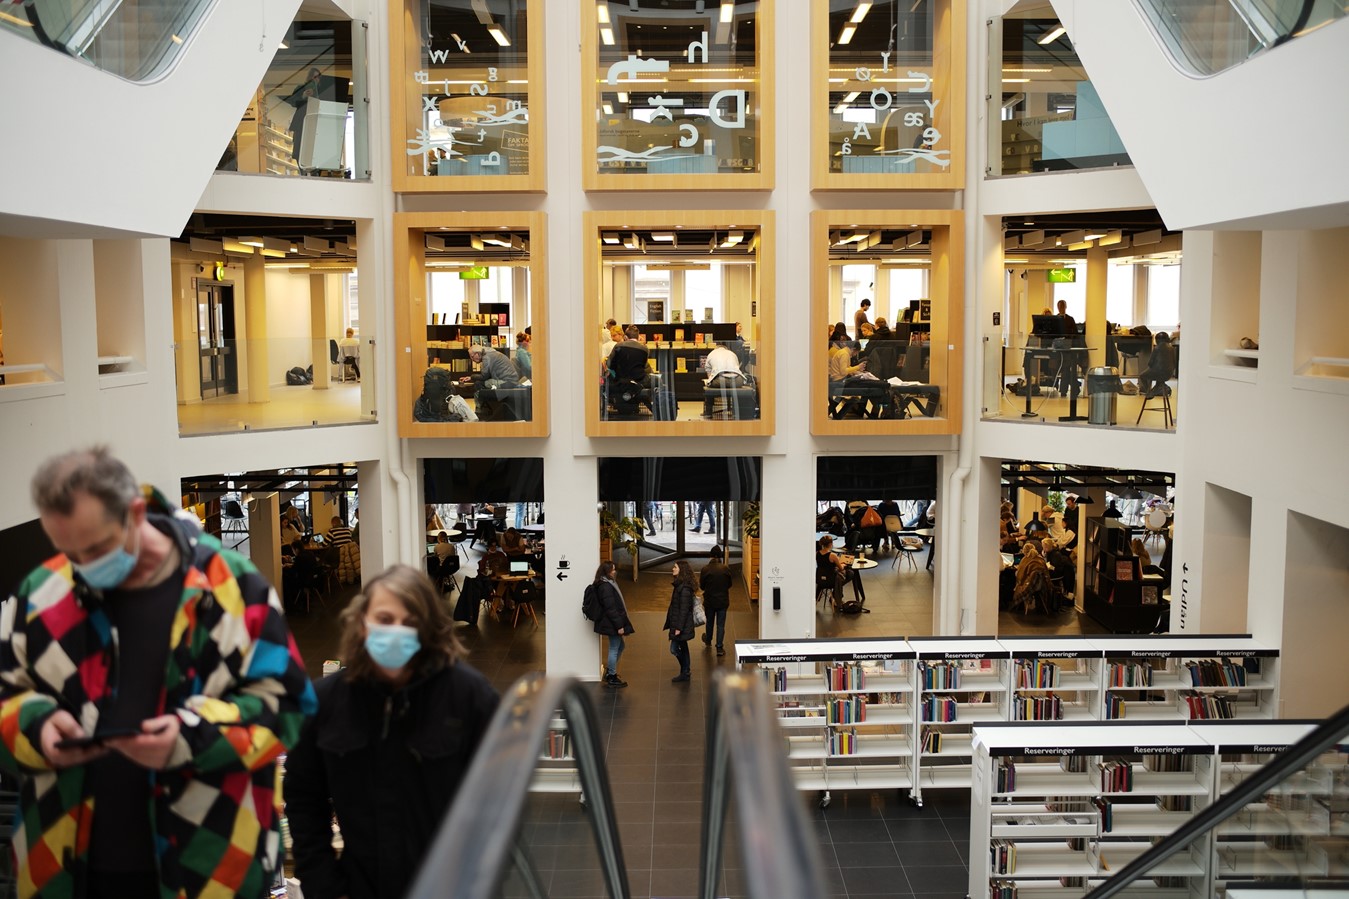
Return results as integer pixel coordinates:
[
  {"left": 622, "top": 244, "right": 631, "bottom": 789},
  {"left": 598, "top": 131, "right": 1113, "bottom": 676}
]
[
  {"left": 405, "top": 673, "right": 630, "bottom": 899},
  {"left": 699, "top": 670, "right": 827, "bottom": 899},
  {"left": 1085, "top": 702, "right": 1349, "bottom": 899}
]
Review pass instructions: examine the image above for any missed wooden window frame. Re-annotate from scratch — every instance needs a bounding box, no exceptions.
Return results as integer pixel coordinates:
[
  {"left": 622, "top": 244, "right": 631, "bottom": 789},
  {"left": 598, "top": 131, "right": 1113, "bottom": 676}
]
[
  {"left": 580, "top": 1, "right": 774, "bottom": 192},
  {"left": 389, "top": 0, "right": 547, "bottom": 193},
  {"left": 811, "top": 0, "right": 966, "bottom": 191},
  {"left": 810, "top": 209, "right": 963, "bottom": 436},
  {"left": 393, "top": 211, "right": 549, "bottom": 437},
  {"left": 583, "top": 209, "right": 774, "bottom": 437}
]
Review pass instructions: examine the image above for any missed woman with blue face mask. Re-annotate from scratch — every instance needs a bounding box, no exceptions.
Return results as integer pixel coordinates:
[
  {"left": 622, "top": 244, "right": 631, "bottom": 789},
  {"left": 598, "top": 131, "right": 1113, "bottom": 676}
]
[{"left": 285, "top": 564, "right": 499, "bottom": 899}]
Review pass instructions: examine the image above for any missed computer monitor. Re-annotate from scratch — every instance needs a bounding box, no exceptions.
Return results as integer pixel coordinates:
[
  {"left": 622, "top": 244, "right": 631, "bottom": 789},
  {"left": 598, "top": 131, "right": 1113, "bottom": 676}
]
[
  {"left": 1031, "top": 314, "right": 1068, "bottom": 337},
  {"left": 509, "top": 560, "right": 530, "bottom": 574}
]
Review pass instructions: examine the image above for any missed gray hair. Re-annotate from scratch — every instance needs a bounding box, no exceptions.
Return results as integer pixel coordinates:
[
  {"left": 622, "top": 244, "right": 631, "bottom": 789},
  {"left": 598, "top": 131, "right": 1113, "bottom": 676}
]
[{"left": 32, "top": 446, "right": 139, "bottom": 520}]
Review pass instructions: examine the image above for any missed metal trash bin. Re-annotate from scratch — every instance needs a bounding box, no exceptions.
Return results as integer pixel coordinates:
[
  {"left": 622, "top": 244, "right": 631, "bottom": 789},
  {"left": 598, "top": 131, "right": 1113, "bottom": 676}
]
[{"left": 1086, "top": 366, "right": 1121, "bottom": 425}]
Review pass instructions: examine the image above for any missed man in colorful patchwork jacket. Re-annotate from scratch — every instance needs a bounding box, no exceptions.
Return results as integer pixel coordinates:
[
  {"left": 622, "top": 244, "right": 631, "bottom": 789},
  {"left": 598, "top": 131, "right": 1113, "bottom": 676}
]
[{"left": 0, "top": 447, "right": 317, "bottom": 898}]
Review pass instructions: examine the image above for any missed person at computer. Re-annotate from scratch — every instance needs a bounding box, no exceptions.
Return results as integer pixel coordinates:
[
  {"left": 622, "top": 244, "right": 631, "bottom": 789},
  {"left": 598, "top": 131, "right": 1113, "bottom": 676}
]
[
  {"left": 829, "top": 322, "right": 852, "bottom": 349},
  {"left": 870, "top": 318, "right": 894, "bottom": 343},
  {"left": 1137, "top": 332, "right": 1175, "bottom": 396},
  {"left": 339, "top": 327, "right": 360, "bottom": 379},
  {"left": 460, "top": 344, "right": 520, "bottom": 391}
]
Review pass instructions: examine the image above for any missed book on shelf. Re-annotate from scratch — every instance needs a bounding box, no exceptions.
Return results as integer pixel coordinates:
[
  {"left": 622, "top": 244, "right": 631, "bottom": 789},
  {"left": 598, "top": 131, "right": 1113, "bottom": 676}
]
[
  {"left": 545, "top": 728, "right": 571, "bottom": 760},
  {"left": 1099, "top": 759, "right": 1133, "bottom": 792},
  {"left": 990, "top": 839, "right": 1017, "bottom": 874},
  {"left": 1015, "top": 658, "right": 1060, "bottom": 688},
  {"left": 763, "top": 666, "right": 787, "bottom": 692},
  {"left": 996, "top": 760, "right": 1016, "bottom": 792},
  {"left": 1116, "top": 560, "right": 1136, "bottom": 580},
  {"left": 1092, "top": 797, "right": 1112, "bottom": 832},
  {"left": 989, "top": 880, "right": 1016, "bottom": 899},
  {"left": 922, "top": 694, "right": 958, "bottom": 722},
  {"left": 1143, "top": 753, "right": 1189, "bottom": 773},
  {"left": 1104, "top": 691, "right": 1126, "bottom": 719},
  {"left": 920, "top": 726, "right": 942, "bottom": 753},
  {"left": 1013, "top": 693, "right": 1063, "bottom": 721},
  {"left": 825, "top": 662, "right": 866, "bottom": 692},
  {"left": 919, "top": 660, "right": 961, "bottom": 689},
  {"left": 828, "top": 696, "right": 866, "bottom": 725},
  {"left": 1158, "top": 794, "right": 1192, "bottom": 812},
  {"left": 1061, "top": 755, "right": 1089, "bottom": 774},
  {"left": 1183, "top": 692, "right": 1236, "bottom": 719},
  {"left": 1108, "top": 661, "right": 1153, "bottom": 687},
  {"left": 1185, "top": 659, "right": 1250, "bottom": 687},
  {"left": 827, "top": 727, "right": 857, "bottom": 756}
]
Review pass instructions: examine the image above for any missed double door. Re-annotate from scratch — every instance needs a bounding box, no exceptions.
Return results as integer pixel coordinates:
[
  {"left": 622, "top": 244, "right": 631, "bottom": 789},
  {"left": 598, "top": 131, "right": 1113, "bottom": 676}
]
[{"left": 196, "top": 281, "right": 237, "bottom": 398}]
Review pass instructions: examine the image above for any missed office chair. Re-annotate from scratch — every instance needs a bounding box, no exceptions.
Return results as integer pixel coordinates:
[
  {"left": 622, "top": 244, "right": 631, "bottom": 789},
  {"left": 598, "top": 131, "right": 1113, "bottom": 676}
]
[
  {"left": 329, "top": 339, "right": 348, "bottom": 382},
  {"left": 221, "top": 500, "right": 249, "bottom": 550}
]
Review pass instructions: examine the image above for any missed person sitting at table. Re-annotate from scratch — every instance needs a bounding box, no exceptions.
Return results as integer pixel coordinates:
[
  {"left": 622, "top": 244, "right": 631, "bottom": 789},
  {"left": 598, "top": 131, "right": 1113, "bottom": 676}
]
[
  {"left": 829, "top": 322, "right": 851, "bottom": 349},
  {"left": 1044, "top": 538, "right": 1076, "bottom": 605},
  {"left": 828, "top": 337, "right": 869, "bottom": 417},
  {"left": 477, "top": 537, "right": 509, "bottom": 577},
  {"left": 1137, "top": 332, "right": 1175, "bottom": 395},
  {"left": 1013, "top": 542, "right": 1054, "bottom": 614},
  {"left": 425, "top": 504, "right": 445, "bottom": 532},
  {"left": 870, "top": 318, "right": 894, "bottom": 343},
  {"left": 815, "top": 535, "right": 860, "bottom": 606},
  {"left": 876, "top": 499, "right": 902, "bottom": 550},
  {"left": 500, "top": 527, "right": 526, "bottom": 556},
  {"left": 327, "top": 515, "right": 353, "bottom": 548},
  {"left": 513, "top": 331, "right": 533, "bottom": 382},
  {"left": 461, "top": 344, "right": 521, "bottom": 397},
  {"left": 432, "top": 531, "right": 453, "bottom": 563},
  {"left": 1000, "top": 520, "right": 1023, "bottom": 554}
]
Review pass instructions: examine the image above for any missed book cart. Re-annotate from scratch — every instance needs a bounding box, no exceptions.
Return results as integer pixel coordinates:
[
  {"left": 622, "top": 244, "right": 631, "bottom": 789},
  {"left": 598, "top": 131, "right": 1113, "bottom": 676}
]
[
  {"left": 735, "top": 638, "right": 916, "bottom": 809},
  {"left": 1091, "top": 636, "right": 1280, "bottom": 722},
  {"left": 910, "top": 637, "right": 1011, "bottom": 805}
]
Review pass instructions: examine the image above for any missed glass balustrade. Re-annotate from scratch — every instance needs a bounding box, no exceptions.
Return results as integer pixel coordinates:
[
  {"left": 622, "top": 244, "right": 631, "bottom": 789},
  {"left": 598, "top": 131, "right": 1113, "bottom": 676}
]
[
  {"left": 0, "top": 0, "right": 215, "bottom": 81},
  {"left": 1135, "top": 0, "right": 1348, "bottom": 77}
]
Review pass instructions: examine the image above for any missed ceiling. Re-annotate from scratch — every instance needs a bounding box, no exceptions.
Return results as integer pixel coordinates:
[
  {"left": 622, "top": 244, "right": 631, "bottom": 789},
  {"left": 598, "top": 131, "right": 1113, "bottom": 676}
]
[
  {"left": 1001, "top": 209, "right": 1179, "bottom": 260},
  {"left": 181, "top": 464, "right": 360, "bottom": 501},
  {"left": 596, "top": 226, "right": 761, "bottom": 261},
  {"left": 1001, "top": 461, "right": 1174, "bottom": 495},
  {"left": 174, "top": 214, "right": 358, "bottom": 265}
]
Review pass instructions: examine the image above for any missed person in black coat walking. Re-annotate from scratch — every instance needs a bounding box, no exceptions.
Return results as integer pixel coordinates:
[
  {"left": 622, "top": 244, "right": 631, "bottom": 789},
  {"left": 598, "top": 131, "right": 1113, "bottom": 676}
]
[
  {"left": 664, "top": 560, "right": 699, "bottom": 682},
  {"left": 699, "top": 547, "right": 733, "bottom": 656},
  {"left": 592, "top": 560, "right": 634, "bottom": 688},
  {"left": 286, "top": 564, "right": 500, "bottom": 899}
]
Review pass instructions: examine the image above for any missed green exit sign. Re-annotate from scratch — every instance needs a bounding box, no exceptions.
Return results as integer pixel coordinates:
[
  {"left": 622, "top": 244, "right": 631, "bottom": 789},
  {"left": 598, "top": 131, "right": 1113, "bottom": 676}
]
[
  {"left": 459, "top": 266, "right": 490, "bottom": 280},
  {"left": 1047, "top": 267, "right": 1077, "bottom": 283}
]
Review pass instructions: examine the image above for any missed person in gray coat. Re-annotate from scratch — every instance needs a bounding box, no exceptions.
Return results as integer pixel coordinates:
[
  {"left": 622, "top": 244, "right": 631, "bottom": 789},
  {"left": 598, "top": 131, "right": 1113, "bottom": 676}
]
[
  {"left": 592, "top": 561, "right": 634, "bottom": 688},
  {"left": 664, "top": 560, "right": 698, "bottom": 683},
  {"left": 462, "top": 344, "right": 520, "bottom": 390}
]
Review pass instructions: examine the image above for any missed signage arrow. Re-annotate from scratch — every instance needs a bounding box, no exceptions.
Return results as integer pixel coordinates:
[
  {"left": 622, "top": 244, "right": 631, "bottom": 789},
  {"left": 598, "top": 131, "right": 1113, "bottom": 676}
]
[{"left": 556, "top": 571, "right": 568, "bottom": 582}]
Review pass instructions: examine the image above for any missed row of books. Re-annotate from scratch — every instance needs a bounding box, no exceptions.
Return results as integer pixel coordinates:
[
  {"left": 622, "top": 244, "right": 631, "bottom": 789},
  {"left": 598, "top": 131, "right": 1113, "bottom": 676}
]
[
  {"left": 827, "top": 696, "right": 867, "bottom": 725},
  {"left": 1183, "top": 692, "right": 1237, "bottom": 719},
  {"left": 777, "top": 701, "right": 819, "bottom": 720},
  {"left": 1093, "top": 797, "right": 1112, "bottom": 832},
  {"left": 1104, "top": 692, "right": 1126, "bottom": 719},
  {"left": 763, "top": 666, "right": 788, "bottom": 692},
  {"left": 996, "top": 760, "right": 1017, "bottom": 792},
  {"left": 920, "top": 726, "right": 943, "bottom": 753},
  {"left": 827, "top": 728, "right": 858, "bottom": 756},
  {"left": 989, "top": 880, "right": 1017, "bottom": 899},
  {"left": 1016, "top": 659, "right": 1060, "bottom": 689},
  {"left": 1100, "top": 759, "right": 1134, "bottom": 792},
  {"left": 922, "top": 695, "right": 959, "bottom": 722},
  {"left": 1142, "top": 753, "right": 1189, "bottom": 772},
  {"left": 544, "top": 728, "right": 571, "bottom": 760},
  {"left": 918, "top": 660, "right": 962, "bottom": 689},
  {"left": 1012, "top": 693, "right": 1063, "bottom": 721},
  {"left": 1108, "top": 662, "right": 1153, "bottom": 687},
  {"left": 1185, "top": 659, "right": 1251, "bottom": 687},
  {"left": 1061, "top": 755, "right": 1089, "bottom": 773},
  {"left": 990, "top": 839, "right": 1017, "bottom": 874},
  {"left": 825, "top": 662, "right": 867, "bottom": 691}
]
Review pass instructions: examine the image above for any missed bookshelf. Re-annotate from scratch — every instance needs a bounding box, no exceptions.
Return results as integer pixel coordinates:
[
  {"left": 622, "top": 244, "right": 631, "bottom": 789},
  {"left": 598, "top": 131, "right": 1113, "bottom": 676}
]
[
  {"left": 737, "top": 638, "right": 916, "bottom": 808},
  {"left": 529, "top": 716, "right": 581, "bottom": 794},
  {"left": 738, "top": 635, "right": 1281, "bottom": 809},
  {"left": 1082, "top": 517, "right": 1166, "bottom": 633}
]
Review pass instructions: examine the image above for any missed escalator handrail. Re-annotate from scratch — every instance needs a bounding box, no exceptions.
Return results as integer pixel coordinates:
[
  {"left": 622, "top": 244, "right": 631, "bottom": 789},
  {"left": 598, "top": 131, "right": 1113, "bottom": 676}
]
[
  {"left": 405, "top": 672, "right": 630, "bottom": 899},
  {"left": 1085, "top": 702, "right": 1349, "bottom": 899},
  {"left": 699, "top": 670, "right": 827, "bottom": 899}
]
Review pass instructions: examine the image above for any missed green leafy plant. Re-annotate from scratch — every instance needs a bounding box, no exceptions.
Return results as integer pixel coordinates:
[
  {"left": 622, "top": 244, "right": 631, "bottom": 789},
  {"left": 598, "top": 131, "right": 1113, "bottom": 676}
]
[
  {"left": 600, "top": 508, "right": 646, "bottom": 556},
  {"left": 1048, "top": 491, "right": 1066, "bottom": 514},
  {"left": 742, "top": 502, "right": 761, "bottom": 539}
]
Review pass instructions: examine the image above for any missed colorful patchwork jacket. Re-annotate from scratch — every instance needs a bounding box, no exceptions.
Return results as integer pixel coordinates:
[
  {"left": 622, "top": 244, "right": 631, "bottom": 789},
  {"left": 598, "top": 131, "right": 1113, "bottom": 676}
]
[{"left": 0, "top": 488, "right": 317, "bottom": 898}]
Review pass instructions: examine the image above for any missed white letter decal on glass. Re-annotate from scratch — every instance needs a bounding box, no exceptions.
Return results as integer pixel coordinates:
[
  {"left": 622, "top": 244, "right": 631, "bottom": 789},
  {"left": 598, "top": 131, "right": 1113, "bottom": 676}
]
[
  {"left": 687, "top": 31, "right": 708, "bottom": 64},
  {"left": 709, "top": 90, "right": 746, "bottom": 128}
]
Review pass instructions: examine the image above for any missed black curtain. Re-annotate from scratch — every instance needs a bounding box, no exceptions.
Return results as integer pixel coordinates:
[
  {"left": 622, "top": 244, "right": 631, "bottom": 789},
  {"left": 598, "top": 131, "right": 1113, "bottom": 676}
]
[
  {"left": 816, "top": 456, "right": 938, "bottom": 502},
  {"left": 423, "top": 457, "right": 544, "bottom": 503},
  {"left": 597, "top": 457, "right": 761, "bottom": 502}
]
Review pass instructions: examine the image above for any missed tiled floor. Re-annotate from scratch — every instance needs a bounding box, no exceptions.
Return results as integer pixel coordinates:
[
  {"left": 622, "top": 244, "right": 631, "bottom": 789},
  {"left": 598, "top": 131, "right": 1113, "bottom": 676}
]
[{"left": 285, "top": 539, "right": 1108, "bottom": 898}]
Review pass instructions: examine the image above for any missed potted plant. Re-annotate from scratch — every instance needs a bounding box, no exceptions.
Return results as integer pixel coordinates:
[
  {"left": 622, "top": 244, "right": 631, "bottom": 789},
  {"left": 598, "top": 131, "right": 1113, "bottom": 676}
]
[
  {"left": 742, "top": 502, "right": 761, "bottom": 602},
  {"left": 599, "top": 508, "right": 645, "bottom": 567}
]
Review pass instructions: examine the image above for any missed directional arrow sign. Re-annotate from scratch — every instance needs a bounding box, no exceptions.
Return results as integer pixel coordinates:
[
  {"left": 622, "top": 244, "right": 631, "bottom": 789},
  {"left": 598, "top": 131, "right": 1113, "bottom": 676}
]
[{"left": 556, "top": 571, "right": 568, "bottom": 582}]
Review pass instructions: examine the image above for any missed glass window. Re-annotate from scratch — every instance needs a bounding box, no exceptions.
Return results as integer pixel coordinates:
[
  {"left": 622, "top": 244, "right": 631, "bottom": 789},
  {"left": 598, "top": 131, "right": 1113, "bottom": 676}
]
[
  {"left": 1147, "top": 264, "right": 1181, "bottom": 328},
  {"left": 813, "top": 212, "right": 963, "bottom": 435},
  {"left": 584, "top": 1, "right": 771, "bottom": 190},
  {"left": 391, "top": 0, "right": 543, "bottom": 191},
  {"left": 1106, "top": 261, "right": 1135, "bottom": 326},
  {"left": 814, "top": 0, "right": 965, "bottom": 189},
  {"left": 395, "top": 214, "right": 547, "bottom": 437},
  {"left": 587, "top": 212, "right": 773, "bottom": 435}
]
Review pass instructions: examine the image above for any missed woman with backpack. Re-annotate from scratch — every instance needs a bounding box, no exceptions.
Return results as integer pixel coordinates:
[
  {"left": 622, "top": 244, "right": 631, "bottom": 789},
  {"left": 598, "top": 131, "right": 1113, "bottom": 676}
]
[
  {"left": 664, "top": 560, "right": 699, "bottom": 683},
  {"left": 592, "top": 561, "right": 633, "bottom": 688}
]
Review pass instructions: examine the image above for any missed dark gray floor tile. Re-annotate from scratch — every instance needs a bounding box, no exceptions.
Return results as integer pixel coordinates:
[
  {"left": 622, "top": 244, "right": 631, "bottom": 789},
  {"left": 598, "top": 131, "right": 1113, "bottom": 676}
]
[
  {"left": 840, "top": 865, "right": 910, "bottom": 895},
  {"left": 895, "top": 841, "right": 963, "bottom": 866},
  {"left": 885, "top": 817, "right": 950, "bottom": 841},
  {"left": 832, "top": 840, "right": 903, "bottom": 867},
  {"left": 827, "top": 818, "right": 894, "bottom": 842},
  {"left": 901, "top": 865, "right": 969, "bottom": 893}
]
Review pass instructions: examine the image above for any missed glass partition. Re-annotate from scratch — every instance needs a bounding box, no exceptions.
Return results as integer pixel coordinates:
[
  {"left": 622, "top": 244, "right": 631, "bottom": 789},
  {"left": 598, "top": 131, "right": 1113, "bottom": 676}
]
[
  {"left": 582, "top": 0, "right": 773, "bottom": 190},
  {"left": 811, "top": 211, "right": 962, "bottom": 436},
  {"left": 389, "top": 0, "right": 544, "bottom": 191},
  {"left": 218, "top": 16, "right": 369, "bottom": 179},
  {"left": 394, "top": 213, "right": 547, "bottom": 437},
  {"left": 1137, "top": 0, "right": 1347, "bottom": 77},
  {"left": 990, "top": 17, "right": 1131, "bottom": 176},
  {"left": 0, "top": 0, "right": 214, "bottom": 81},
  {"left": 584, "top": 211, "right": 773, "bottom": 436},
  {"left": 812, "top": 0, "right": 965, "bottom": 190}
]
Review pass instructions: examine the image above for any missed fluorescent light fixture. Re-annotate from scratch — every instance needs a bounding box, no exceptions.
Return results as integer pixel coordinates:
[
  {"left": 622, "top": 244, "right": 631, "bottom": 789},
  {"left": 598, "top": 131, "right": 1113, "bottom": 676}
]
[
  {"left": 602, "top": 102, "right": 614, "bottom": 114},
  {"left": 487, "top": 25, "right": 510, "bottom": 46},
  {"left": 1061, "top": 230, "right": 1086, "bottom": 245},
  {"left": 1083, "top": 232, "right": 1106, "bottom": 241},
  {"left": 222, "top": 239, "right": 254, "bottom": 255},
  {"left": 600, "top": 26, "right": 615, "bottom": 44},
  {"left": 240, "top": 238, "right": 265, "bottom": 248},
  {"left": 617, "top": 92, "right": 628, "bottom": 102},
  {"left": 0, "top": 12, "right": 34, "bottom": 26},
  {"left": 303, "top": 236, "right": 330, "bottom": 252},
  {"left": 644, "top": 263, "right": 711, "bottom": 271},
  {"left": 1002, "top": 78, "right": 1030, "bottom": 83},
  {"left": 596, "top": 4, "right": 610, "bottom": 24},
  {"left": 602, "top": 233, "right": 621, "bottom": 244},
  {"left": 721, "top": 231, "right": 744, "bottom": 247},
  {"left": 651, "top": 232, "right": 676, "bottom": 241},
  {"left": 425, "top": 234, "right": 450, "bottom": 251},
  {"left": 260, "top": 237, "right": 291, "bottom": 258},
  {"left": 189, "top": 237, "right": 223, "bottom": 254},
  {"left": 170, "top": 33, "right": 183, "bottom": 44},
  {"left": 719, "top": 1, "right": 734, "bottom": 23},
  {"left": 1067, "top": 240, "right": 1094, "bottom": 251},
  {"left": 470, "top": 234, "right": 484, "bottom": 251},
  {"left": 1038, "top": 25, "right": 1066, "bottom": 44},
  {"left": 425, "top": 261, "right": 473, "bottom": 268},
  {"left": 1002, "top": 67, "right": 1052, "bottom": 73},
  {"left": 1020, "top": 230, "right": 1046, "bottom": 247},
  {"left": 850, "top": 1, "right": 872, "bottom": 24},
  {"left": 833, "top": 90, "right": 860, "bottom": 114},
  {"left": 838, "top": 23, "right": 857, "bottom": 44},
  {"left": 482, "top": 235, "right": 512, "bottom": 248},
  {"left": 1004, "top": 235, "right": 1021, "bottom": 251}
]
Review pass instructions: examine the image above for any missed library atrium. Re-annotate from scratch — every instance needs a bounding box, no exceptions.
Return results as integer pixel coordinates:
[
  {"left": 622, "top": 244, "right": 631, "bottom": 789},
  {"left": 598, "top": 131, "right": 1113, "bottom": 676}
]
[{"left": 0, "top": 1, "right": 1346, "bottom": 898}]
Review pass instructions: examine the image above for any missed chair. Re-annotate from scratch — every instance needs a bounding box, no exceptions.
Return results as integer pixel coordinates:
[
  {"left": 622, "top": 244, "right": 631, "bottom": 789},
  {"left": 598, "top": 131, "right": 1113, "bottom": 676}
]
[
  {"left": 511, "top": 579, "right": 541, "bottom": 628},
  {"left": 894, "top": 536, "right": 925, "bottom": 571},
  {"left": 1144, "top": 508, "right": 1169, "bottom": 547},
  {"left": 883, "top": 515, "right": 903, "bottom": 553},
  {"left": 1136, "top": 382, "right": 1174, "bottom": 428},
  {"left": 293, "top": 552, "right": 326, "bottom": 614},
  {"left": 319, "top": 544, "right": 341, "bottom": 595},
  {"left": 703, "top": 374, "right": 758, "bottom": 419},
  {"left": 221, "top": 499, "right": 249, "bottom": 550},
  {"left": 329, "top": 339, "right": 350, "bottom": 383},
  {"left": 448, "top": 529, "right": 470, "bottom": 559}
]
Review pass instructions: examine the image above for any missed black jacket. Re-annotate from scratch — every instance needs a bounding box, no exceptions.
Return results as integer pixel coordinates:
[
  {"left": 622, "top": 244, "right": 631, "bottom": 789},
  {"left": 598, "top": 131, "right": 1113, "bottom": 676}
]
[
  {"left": 592, "top": 578, "right": 635, "bottom": 637},
  {"left": 698, "top": 563, "right": 733, "bottom": 612},
  {"left": 285, "top": 661, "right": 499, "bottom": 899},
  {"left": 607, "top": 339, "right": 650, "bottom": 383},
  {"left": 663, "top": 582, "right": 697, "bottom": 640}
]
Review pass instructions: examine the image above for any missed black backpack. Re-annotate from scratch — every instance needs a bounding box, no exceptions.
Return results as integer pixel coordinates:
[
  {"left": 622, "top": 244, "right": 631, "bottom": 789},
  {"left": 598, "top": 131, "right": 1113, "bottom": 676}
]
[
  {"left": 414, "top": 368, "right": 459, "bottom": 422},
  {"left": 285, "top": 366, "right": 311, "bottom": 386},
  {"left": 582, "top": 583, "right": 600, "bottom": 621}
]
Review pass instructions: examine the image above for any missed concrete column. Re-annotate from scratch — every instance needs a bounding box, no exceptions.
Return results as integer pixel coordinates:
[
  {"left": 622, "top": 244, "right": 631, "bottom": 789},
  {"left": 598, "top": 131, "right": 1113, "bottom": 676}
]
[
  {"left": 1085, "top": 245, "right": 1108, "bottom": 368},
  {"left": 171, "top": 263, "right": 199, "bottom": 403},
  {"left": 310, "top": 273, "right": 331, "bottom": 389},
  {"left": 250, "top": 492, "right": 281, "bottom": 593},
  {"left": 356, "top": 460, "right": 384, "bottom": 582},
  {"left": 1131, "top": 263, "right": 1149, "bottom": 326},
  {"left": 243, "top": 254, "right": 270, "bottom": 403}
]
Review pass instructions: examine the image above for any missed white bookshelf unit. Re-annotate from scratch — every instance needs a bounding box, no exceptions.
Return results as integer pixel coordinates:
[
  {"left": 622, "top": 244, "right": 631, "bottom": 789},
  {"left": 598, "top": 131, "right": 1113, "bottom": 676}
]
[
  {"left": 738, "top": 635, "right": 1281, "bottom": 809},
  {"left": 529, "top": 716, "right": 581, "bottom": 794},
  {"left": 736, "top": 638, "right": 916, "bottom": 808}
]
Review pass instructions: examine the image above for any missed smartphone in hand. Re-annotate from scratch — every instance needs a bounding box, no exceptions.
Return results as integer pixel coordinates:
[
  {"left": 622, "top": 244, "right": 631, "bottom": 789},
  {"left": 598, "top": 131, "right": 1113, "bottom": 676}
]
[{"left": 56, "top": 724, "right": 168, "bottom": 751}]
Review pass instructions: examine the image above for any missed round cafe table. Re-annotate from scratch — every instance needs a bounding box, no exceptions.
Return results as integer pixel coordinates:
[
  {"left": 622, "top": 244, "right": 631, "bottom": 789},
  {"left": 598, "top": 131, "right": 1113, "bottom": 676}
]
[{"left": 846, "top": 557, "right": 878, "bottom": 604}]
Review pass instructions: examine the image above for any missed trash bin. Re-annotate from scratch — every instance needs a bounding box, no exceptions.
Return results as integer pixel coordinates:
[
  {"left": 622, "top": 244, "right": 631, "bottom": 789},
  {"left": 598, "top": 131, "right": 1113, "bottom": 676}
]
[{"left": 1086, "top": 366, "right": 1121, "bottom": 425}]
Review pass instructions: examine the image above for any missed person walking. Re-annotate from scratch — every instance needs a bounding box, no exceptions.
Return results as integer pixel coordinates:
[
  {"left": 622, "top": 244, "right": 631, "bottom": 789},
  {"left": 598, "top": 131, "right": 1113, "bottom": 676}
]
[
  {"left": 592, "top": 561, "right": 634, "bottom": 688},
  {"left": 664, "top": 560, "right": 698, "bottom": 683},
  {"left": 691, "top": 500, "right": 717, "bottom": 534},
  {"left": 699, "top": 547, "right": 733, "bottom": 656},
  {"left": 0, "top": 446, "right": 316, "bottom": 898},
  {"left": 286, "top": 564, "right": 499, "bottom": 899}
]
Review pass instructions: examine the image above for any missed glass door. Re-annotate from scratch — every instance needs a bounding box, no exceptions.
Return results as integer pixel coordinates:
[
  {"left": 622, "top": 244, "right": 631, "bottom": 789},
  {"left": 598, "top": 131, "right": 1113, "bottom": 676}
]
[{"left": 196, "top": 281, "right": 237, "bottom": 399}]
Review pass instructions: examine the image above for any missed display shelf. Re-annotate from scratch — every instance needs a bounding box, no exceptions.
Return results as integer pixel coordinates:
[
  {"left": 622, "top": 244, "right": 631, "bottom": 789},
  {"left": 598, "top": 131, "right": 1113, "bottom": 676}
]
[
  {"left": 911, "top": 638, "right": 1010, "bottom": 803},
  {"left": 1092, "top": 635, "right": 1280, "bottom": 721}
]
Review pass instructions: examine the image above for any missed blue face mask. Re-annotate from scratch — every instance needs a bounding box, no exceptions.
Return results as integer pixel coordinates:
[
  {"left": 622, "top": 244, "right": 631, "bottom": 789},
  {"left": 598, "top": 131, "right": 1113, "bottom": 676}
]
[
  {"left": 74, "top": 519, "right": 139, "bottom": 590},
  {"left": 364, "top": 622, "right": 421, "bottom": 671}
]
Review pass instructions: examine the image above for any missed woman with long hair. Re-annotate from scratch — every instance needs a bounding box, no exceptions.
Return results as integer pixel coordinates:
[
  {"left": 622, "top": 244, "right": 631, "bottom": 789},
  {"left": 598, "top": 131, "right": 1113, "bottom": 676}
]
[
  {"left": 592, "top": 560, "right": 634, "bottom": 688},
  {"left": 663, "top": 560, "right": 699, "bottom": 683},
  {"left": 286, "top": 564, "right": 500, "bottom": 899}
]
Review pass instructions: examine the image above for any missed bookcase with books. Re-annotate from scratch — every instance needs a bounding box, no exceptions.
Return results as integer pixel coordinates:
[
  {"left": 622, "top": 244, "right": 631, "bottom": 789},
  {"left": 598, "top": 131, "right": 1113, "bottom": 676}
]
[
  {"left": 1187, "top": 721, "right": 1343, "bottom": 888},
  {"left": 736, "top": 639, "right": 916, "bottom": 808},
  {"left": 529, "top": 716, "right": 581, "bottom": 794},
  {"left": 1000, "top": 638, "right": 1105, "bottom": 723},
  {"left": 1093, "top": 636, "right": 1280, "bottom": 722},
  {"left": 970, "top": 723, "right": 1215, "bottom": 899},
  {"left": 909, "top": 638, "right": 1011, "bottom": 804},
  {"left": 1082, "top": 517, "right": 1166, "bottom": 633}
]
